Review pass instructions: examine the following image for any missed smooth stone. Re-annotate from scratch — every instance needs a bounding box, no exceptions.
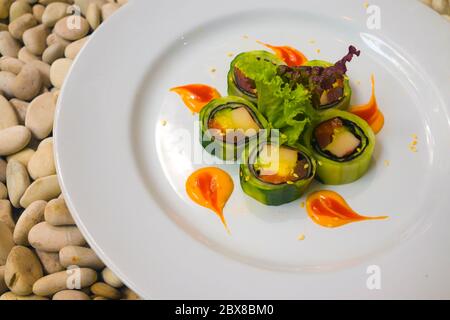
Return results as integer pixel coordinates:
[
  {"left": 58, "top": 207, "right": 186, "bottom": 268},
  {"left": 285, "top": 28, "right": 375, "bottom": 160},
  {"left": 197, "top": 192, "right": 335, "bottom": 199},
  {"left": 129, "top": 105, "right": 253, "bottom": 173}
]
[
  {"left": 0, "top": 94, "right": 18, "bottom": 130},
  {"left": 0, "top": 71, "right": 16, "bottom": 98},
  {"left": 90, "top": 282, "right": 121, "bottom": 300},
  {"left": 23, "top": 24, "right": 49, "bottom": 55},
  {"left": 6, "top": 159, "right": 30, "bottom": 208},
  {"left": 32, "top": 4, "right": 45, "bottom": 23},
  {"left": 0, "top": 56, "right": 24, "bottom": 74},
  {"left": 4, "top": 246, "right": 43, "bottom": 296},
  {"left": 9, "top": 0, "right": 32, "bottom": 22},
  {"left": 11, "top": 64, "right": 42, "bottom": 101},
  {"left": 42, "top": 42, "right": 64, "bottom": 64},
  {"left": 102, "top": 267, "right": 123, "bottom": 288},
  {"left": 0, "top": 292, "right": 48, "bottom": 300},
  {"left": 0, "top": 0, "right": 13, "bottom": 20},
  {"left": 60, "top": 246, "right": 104, "bottom": 270},
  {"left": 28, "top": 221, "right": 85, "bottom": 252},
  {"left": 86, "top": 3, "right": 100, "bottom": 30},
  {"left": 8, "top": 13, "right": 37, "bottom": 40},
  {"left": 52, "top": 289, "right": 90, "bottom": 300},
  {"left": 0, "top": 221, "right": 14, "bottom": 265},
  {"left": 8, "top": 99, "right": 28, "bottom": 124},
  {"left": 17, "top": 46, "right": 40, "bottom": 63},
  {"left": 35, "top": 249, "right": 63, "bottom": 275},
  {"left": 33, "top": 268, "right": 97, "bottom": 297},
  {"left": 0, "top": 199, "right": 13, "bottom": 230},
  {"left": 20, "top": 174, "right": 61, "bottom": 208},
  {"left": 0, "top": 265, "right": 7, "bottom": 295},
  {"left": 54, "top": 16, "right": 89, "bottom": 41},
  {"left": 42, "top": 2, "right": 69, "bottom": 27},
  {"left": 0, "top": 126, "right": 31, "bottom": 156},
  {"left": 6, "top": 148, "right": 35, "bottom": 166},
  {"left": 0, "top": 31, "right": 20, "bottom": 57},
  {"left": 25, "top": 92, "right": 57, "bottom": 139},
  {"left": 0, "top": 182, "right": 7, "bottom": 199},
  {"left": 44, "top": 197, "right": 74, "bottom": 226},
  {"left": 29, "top": 60, "right": 51, "bottom": 88},
  {"left": 27, "top": 137, "right": 55, "bottom": 180},
  {"left": 0, "top": 157, "right": 5, "bottom": 183},
  {"left": 64, "top": 36, "right": 88, "bottom": 59},
  {"left": 50, "top": 58, "right": 72, "bottom": 88},
  {"left": 13, "top": 200, "right": 46, "bottom": 246}
]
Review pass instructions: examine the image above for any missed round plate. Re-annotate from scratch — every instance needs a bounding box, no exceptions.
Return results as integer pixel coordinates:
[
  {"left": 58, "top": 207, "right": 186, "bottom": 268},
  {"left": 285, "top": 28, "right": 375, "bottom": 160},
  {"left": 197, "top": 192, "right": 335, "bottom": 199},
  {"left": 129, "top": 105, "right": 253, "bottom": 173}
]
[{"left": 54, "top": 0, "right": 450, "bottom": 299}]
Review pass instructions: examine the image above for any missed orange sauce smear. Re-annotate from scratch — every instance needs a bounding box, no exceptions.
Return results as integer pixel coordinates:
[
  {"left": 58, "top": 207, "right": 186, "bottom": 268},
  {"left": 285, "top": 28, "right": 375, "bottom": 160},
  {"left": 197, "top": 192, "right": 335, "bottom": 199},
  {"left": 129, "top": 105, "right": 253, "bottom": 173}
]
[
  {"left": 186, "top": 167, "right": 234, "bottom": 233},
  {"left": 349, "top": 75, "right": 384, "bottom": 134},
  {"left": 257, "top": 41, "right": 308, "bottom": 67},
  {"left": 306, "top": 190, "right": 387, "bottom": 228},
  {"left": 171, "top": 84, "right": 221, "bottom": 113}
]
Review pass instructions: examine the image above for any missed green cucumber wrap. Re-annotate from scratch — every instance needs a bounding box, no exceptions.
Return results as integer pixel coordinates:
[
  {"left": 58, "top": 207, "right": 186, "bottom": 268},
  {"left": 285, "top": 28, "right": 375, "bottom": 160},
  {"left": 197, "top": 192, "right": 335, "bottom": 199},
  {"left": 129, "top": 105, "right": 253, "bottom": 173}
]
[
  {"left": 240, "top": 143, "right": 316, "bottom": 206},
  {"left": 199, "top": 96, "right": 269, "bottom": 161},
  {"left": 303, "top": 110, "right": 375, "bottom": 185},
  {"left": 227, "top": 51, "right": 284, "bottom": 104}
]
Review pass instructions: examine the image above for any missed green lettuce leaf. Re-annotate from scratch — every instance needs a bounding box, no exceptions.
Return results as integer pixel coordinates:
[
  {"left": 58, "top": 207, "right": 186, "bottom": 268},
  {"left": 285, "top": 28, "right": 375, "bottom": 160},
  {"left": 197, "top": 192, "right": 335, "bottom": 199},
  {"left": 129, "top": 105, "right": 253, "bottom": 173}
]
[{"left": 235, "top": 52, "right": 315, "bottom": 145}]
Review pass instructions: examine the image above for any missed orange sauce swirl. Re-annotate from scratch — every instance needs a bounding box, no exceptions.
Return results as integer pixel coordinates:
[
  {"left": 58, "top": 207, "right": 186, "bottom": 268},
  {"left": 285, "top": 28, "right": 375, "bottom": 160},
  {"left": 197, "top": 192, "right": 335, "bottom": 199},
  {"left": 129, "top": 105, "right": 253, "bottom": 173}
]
[
  {"left": 171, "top": 84, "right": 221, "bottom": 113},
  {"left": 258, "top": 41, "right": 308, "bottom": 67},
  {"left": 306, "top": 190, "right": 387, "bottom": 228},
  {"left": 186, "top": 167, "right": 234, "bottom": 232},
  {"left": 349, "top": 75, "right": 384, "bottom": 134}
]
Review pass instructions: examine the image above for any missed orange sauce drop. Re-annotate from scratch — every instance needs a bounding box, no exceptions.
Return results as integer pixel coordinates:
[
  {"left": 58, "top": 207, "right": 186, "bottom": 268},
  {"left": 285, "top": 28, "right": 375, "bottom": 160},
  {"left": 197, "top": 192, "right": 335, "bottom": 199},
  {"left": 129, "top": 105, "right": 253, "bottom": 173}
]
[
  {"left": 171, "top": 84, "right": 221, "bottom": 113},
  {"left": 257, "top": 41, "right": 308, "bottom": 67},
  {"left": 186, "top": 167, "right": 234, "bottom": 232},
  {"left": 349, "top": 75, "right": 384, "bottom": 134},
  {"left": 306, "top": 190, "right": 387, "bottom": 228}
]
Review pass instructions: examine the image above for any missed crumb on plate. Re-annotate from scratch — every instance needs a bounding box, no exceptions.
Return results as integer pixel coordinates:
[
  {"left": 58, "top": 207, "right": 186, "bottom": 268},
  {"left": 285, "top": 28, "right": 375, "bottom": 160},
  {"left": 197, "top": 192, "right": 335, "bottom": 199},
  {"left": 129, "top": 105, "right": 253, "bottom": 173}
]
[
  {"left": 297, "top": 234, "right": 306, "bottom": 241},
  {"left": 409, "top": 134, "right": 418, "bottom": 153}
]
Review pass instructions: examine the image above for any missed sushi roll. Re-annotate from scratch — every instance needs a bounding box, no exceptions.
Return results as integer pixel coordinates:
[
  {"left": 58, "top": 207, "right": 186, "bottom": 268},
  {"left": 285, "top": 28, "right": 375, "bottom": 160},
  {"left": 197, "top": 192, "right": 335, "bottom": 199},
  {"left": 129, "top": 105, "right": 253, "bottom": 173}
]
[
  {"left": 302, "top": 60, "right": 352, "bottom": 111},
  {"left": 240, "top": 142, "right": 316, "bottom": 206},
  {"left": 227, "top": 51, "right": 284, "bottom": 104},
  {"left": 304, "top": 110, "right": 375, "bottom": 185},
  {"left": 200, "top": 96, "right": 268, "bottom": 161}
]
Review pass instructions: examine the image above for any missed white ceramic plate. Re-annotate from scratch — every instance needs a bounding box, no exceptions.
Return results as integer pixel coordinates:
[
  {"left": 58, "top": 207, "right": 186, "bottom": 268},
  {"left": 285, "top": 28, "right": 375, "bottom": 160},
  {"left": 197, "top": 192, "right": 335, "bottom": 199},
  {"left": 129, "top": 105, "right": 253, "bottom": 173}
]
[{"left": 54, "top": 0, "right": 450, "bottom": 299}]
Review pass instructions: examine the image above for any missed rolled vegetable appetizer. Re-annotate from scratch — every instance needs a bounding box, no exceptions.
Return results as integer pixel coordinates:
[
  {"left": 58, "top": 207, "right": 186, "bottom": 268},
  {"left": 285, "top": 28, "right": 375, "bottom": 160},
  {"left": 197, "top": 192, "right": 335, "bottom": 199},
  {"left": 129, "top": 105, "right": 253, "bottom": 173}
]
[
  {"left": 302, "top": 60, "right": 352, "bottom": 111},
  {"left": 304, "top": 110, "right": 375, "bottom": 185},
  {"left": 200, "top": 96, "right": 268, "bottom": 161},
  {"left": 240, "top": 143, "right": 316, "bottom": 206},
  {"left": 227, "top": 51, "right": 284, "bottom": 104}
]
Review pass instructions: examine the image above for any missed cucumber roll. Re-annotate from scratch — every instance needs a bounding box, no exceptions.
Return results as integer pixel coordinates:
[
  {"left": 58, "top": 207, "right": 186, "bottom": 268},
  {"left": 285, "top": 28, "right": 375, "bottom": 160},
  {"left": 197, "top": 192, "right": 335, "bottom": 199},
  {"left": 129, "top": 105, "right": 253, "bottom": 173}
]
[
  {"left": 240, "top": 143, "right": 316, "bottom": 206},
  {"left": 304, "top": 110, "right": 375, "bottom": 185},
  {"left": 200, "top": 96, "right": 268, "bottom": 161},
  {"left": 302, "top": 60, "right": 352, "bottom": 111},
  {"left": 228, "top": 51, "right": 285, "bottom": 104}
]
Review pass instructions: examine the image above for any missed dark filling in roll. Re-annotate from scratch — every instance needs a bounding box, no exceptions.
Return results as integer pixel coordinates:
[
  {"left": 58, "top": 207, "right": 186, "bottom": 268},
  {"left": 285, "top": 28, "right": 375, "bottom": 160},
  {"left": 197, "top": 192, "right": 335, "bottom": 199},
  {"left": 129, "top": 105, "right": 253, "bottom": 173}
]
[
  {"left": 312, "top": 117, "right": 368, "bottom": 162},
  {"left": 233, "top": 67, "right": 257, "bottom": 98}
]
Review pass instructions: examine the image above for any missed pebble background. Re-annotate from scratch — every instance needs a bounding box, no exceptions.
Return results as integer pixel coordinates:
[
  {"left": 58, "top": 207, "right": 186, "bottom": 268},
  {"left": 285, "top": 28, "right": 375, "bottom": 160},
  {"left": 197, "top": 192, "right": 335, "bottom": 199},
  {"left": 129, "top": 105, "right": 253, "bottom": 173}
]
[
  {"left": 422, "top": 0, "right": 450, "bottom": 21},
  {"left": 0, "top": 0, "right": 448, "bottom": 301},
  {"left": 0, "top": 0, "right": 139, "bottom": 301}
]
